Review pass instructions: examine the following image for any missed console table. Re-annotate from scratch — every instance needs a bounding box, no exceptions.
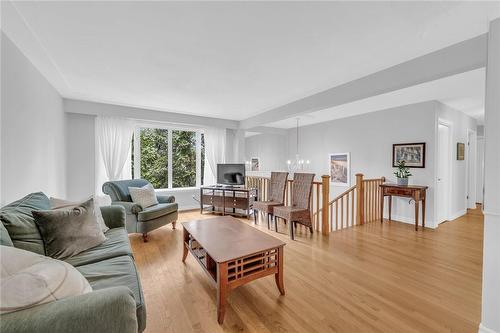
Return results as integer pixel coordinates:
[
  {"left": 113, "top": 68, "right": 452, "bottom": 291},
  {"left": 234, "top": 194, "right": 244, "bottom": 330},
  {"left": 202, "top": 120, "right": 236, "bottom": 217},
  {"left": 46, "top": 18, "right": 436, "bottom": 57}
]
[
  {"left": 200, "top": 186, "right": 257, "bottom": 219},
  {"left": 379, "top": 183, "right": 428, "bottom": 230}
]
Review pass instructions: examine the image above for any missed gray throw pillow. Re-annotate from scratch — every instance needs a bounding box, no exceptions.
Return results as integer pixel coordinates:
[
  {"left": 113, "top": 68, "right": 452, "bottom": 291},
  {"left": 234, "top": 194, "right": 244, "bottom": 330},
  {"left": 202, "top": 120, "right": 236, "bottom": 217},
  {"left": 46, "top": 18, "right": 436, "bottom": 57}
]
[{"left": 32, "top": 198, "right": 107, "bottom": 259}]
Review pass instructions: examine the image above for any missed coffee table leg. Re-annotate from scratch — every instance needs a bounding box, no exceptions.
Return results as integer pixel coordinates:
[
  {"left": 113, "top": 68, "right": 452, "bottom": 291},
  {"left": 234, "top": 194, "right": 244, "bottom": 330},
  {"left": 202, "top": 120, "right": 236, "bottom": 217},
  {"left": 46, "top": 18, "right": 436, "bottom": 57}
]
[
  {"left": 217, "top": 262, "right": 228, "bottom": 324},
  {"left": 182, "top": 227, "right": 189, "bottom": 262},
  {"left": 275, "top": 246, "right": 285, "bottom": 295}
]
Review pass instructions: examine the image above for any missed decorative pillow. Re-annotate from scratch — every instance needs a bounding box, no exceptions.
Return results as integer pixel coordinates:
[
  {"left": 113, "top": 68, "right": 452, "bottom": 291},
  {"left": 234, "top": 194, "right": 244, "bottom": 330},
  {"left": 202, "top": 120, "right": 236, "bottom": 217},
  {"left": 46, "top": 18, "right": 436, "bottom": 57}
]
[
  {"left": 128, "top": 183, "right": 158, "bottom": 208},
  {"left": 0, "top": 245, "right": 92, "bottom": 314},
  {"left": 50, "top": 196, "right": 109, "bottom": 233},
  {"left": 32, "top": 198, "right": 107, "bottom": 259},
  {"left": 0, "top": 192, "right": 50, "bottom": 255}
]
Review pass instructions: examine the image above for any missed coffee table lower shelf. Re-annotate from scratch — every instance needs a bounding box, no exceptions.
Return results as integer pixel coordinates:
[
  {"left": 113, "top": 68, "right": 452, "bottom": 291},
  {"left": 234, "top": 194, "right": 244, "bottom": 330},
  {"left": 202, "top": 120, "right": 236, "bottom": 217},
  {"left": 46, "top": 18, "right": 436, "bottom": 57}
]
[{"left": 182, "top": 225, "right": 285, "bottom": 324}]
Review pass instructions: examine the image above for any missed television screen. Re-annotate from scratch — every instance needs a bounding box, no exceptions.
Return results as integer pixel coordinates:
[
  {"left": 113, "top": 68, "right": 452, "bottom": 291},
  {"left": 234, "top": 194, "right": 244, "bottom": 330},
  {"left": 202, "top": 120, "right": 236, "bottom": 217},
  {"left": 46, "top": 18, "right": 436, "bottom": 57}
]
[{"left": 217, "top": 164, "right": 245, "bottom": 185}]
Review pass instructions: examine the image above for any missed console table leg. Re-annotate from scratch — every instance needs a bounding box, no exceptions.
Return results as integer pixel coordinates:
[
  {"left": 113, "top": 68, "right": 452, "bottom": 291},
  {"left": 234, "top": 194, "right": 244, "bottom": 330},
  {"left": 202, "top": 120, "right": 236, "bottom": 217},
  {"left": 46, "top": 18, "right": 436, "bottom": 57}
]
[
  {"left": 275, "top": 246, "right": 285, "bottom": 295},
  {"left": 422, "top": 198, "right": 426, "bottom": 229},
  {"left": 388, "top": 196, "right": 392, "bottom": 221},
  {"left": 415, "top": 200, "right": 419, "bottom": 231},
  {"left": 217, "top": 262, "right": 228, "bottom": 324},
  {"left": 380, "top": 195, "right": 384, "bottom": 223}
]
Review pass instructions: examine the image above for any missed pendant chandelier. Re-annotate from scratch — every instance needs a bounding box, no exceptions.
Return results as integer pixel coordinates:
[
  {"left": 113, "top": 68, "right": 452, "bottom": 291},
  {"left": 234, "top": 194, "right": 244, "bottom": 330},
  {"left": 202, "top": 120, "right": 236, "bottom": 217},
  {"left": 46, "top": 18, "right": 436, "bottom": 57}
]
[{"left": 287, "top": 118, "right": 310, "bottom": 175}]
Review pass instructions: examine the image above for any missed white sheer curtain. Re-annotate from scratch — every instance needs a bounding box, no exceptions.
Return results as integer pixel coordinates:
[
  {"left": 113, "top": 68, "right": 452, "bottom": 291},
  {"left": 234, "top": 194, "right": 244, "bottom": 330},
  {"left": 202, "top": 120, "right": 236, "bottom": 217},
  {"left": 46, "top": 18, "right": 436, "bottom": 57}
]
[
  {"left": 95, "top": 116, "right": 134, "bottom": 202},
  {"left": 203, "top": 127, "right": 226, "bottom": 185}
]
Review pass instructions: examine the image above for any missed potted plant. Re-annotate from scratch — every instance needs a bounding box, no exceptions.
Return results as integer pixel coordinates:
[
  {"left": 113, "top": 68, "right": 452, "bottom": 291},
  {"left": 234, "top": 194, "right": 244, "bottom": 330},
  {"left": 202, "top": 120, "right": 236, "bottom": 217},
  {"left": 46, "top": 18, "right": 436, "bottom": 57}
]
[{"left": 394, "top": 160, "right": 412, "bottom": 186}]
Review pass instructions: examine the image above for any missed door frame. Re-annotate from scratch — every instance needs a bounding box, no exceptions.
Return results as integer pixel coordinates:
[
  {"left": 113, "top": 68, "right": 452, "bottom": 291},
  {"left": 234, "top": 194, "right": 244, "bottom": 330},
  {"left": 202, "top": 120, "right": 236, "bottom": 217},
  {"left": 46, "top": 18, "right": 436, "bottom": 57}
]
[
  {"left": 435, "top": 119, "right": 453, "bottom": 224},
  {"left": 466, "top": 128, "right": 477, "bottom": 209}
]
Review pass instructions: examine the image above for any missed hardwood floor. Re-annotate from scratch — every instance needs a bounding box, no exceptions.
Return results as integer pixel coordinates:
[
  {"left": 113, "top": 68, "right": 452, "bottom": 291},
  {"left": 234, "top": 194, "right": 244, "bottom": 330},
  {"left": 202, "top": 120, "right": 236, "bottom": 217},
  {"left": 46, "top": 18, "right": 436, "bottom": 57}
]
[{"left": 130, "top": 208, "right": 483, "bottom": 333}]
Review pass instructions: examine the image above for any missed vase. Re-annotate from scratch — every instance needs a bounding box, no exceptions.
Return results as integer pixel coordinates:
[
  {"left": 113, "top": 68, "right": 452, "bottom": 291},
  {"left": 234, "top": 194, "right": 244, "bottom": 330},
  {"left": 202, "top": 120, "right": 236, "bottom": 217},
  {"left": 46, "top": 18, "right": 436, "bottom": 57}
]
[{"left": 397, "top": 177, "right": 409, "bottom": 186}]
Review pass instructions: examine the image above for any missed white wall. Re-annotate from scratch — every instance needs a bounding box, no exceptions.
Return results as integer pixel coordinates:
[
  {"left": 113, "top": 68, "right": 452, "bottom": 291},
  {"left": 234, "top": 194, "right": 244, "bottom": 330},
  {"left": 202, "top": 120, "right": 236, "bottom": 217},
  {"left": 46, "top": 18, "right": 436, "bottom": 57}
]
[
  {"left": 1, "top": 33, "right": 66, "bottom": 205},
  {"left": 287, "top": 101, "right": 438, "bottom": 227},
  {"left": 476, "top": 136, "right": 484, "bottom": 204},
  {"left": 66, "top": 113, "right": 95, "bottom": 201},
  {"left": 243, "top": 100, "right": 477, "bottom": 229},
  {"left": 245, "top": 133, "right": 288, "bottom": 173},
  {"left": 481, "top": 17, "right": 500, "bottom": 333},
  {"left": 65, "top": 101, "right": 237, "bottom": 210},
  {"left": 436, "top": 103, "right": 477, "bottom": 218}
]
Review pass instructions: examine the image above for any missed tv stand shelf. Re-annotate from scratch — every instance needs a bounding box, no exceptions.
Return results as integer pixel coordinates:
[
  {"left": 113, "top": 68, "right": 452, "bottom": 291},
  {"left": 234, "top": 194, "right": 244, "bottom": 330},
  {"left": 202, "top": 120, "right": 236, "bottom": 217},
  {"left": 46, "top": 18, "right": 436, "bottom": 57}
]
[{"left": 200, "top": 186, "right": 257, "bottom": 219}]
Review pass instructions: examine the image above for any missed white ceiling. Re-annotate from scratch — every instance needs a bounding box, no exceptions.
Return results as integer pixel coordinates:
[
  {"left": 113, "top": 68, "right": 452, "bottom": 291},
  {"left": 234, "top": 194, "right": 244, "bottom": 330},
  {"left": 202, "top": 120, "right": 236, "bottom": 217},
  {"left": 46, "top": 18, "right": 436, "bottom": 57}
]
[
  {"left": 3, "top": 1, "right": 499, "bottom": 122},
  {"left": 268, "top": 68, "right": 486, "bottom": 128}
]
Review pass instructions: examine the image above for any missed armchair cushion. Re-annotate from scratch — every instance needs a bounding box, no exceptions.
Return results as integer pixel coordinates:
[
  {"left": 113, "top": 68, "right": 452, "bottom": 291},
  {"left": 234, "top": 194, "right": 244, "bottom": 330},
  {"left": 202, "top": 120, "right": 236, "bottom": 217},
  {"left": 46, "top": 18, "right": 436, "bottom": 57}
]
[
  {"left": 137, "top": 203, "right": 178, "bottom": 222},
  {"left": 128, "top": 184, "right": 158, "bottom": 208}
]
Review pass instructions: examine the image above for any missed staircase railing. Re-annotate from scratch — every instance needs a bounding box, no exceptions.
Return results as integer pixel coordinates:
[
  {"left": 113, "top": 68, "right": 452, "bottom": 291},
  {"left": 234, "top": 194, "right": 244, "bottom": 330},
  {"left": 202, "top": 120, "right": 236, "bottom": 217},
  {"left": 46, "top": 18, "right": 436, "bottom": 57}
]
[{"left": 245, "top": 173, "right": 385, "bottom": 235}]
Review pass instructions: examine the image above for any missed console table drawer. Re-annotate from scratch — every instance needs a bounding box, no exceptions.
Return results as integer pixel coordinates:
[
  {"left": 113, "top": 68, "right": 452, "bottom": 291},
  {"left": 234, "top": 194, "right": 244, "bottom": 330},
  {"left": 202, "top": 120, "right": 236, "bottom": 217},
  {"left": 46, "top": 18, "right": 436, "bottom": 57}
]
[
  {"left": 202, "top": 195, "right": 223, "bottom": 206},
  {"left": 224, "top": 197, "right": 248, "bottom": 209},
  {"left": 384, "top": 188, "right": 413, "bottom": 196}
]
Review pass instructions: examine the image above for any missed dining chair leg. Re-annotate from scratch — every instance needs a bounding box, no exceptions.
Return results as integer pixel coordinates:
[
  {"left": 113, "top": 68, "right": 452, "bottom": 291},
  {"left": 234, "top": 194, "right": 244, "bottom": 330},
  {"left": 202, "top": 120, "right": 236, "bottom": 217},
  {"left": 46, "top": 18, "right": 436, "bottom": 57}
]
[
  {"left": 289, "top": 220, "right": 295, "bottom": 240},
  {"left": 267, "top": 214, "right": 271, "bottom": 229},
  {"left": 253, "top": 209, "right": 257, "bottom": 224},
  {"left": 274, "top": 216, "right": 278, "bottom": 232},
  {"left": 309, "top": 226, "right": 313, "bottom": 234}
]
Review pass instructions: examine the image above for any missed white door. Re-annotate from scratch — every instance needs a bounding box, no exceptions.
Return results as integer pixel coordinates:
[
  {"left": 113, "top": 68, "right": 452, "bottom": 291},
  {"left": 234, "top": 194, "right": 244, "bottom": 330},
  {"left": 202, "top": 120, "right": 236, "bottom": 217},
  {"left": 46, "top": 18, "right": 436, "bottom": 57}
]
[
  {"left": 437, "top": 123, "right": 451, "bottom": 223},
  {"left": 466, "top": 130, "right": 477, "bottom": 209}
]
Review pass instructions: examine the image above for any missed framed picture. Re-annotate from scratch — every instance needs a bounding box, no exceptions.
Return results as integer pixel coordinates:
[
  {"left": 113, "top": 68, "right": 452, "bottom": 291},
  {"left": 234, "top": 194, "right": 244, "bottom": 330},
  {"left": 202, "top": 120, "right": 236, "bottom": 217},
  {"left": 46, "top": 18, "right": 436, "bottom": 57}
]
[
  {"left": 329, "top": 153, "right": 350, "bottom": 186},
  {"left": 392, "top": 142, "right": 426, "bottom": 168},
  {"left": 457, "top": 143, "right": 465, "bottom": 160},
  {"left": 251, "top": 157, "right": 260, "bottom": 171}
]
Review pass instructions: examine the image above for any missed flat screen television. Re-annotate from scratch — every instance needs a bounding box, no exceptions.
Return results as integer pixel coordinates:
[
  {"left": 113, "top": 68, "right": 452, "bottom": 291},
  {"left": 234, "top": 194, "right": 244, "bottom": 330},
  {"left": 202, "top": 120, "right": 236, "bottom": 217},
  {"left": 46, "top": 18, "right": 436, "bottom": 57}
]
[{"left": 217, "top": 163, "right": 245, "bottom": 186}]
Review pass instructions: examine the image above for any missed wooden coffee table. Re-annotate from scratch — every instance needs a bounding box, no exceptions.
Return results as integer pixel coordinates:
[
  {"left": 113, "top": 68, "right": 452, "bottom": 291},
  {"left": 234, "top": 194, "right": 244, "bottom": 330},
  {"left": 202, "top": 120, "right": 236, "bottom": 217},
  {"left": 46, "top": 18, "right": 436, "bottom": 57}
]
[{"left": 182, "top": 216, "right": 286, "bottom": 324}]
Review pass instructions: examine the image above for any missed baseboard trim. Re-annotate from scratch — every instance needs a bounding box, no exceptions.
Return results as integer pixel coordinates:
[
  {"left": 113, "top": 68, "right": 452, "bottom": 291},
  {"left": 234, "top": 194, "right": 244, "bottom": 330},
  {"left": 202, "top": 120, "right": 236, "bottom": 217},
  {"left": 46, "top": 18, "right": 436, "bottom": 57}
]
[
  {"left": 479, "top": 323, "right": 498, "bottom": 333},
  {"left": 387, "top": 214, "right": 436, "bottom": 229},
  {"left": 449, "top": 209, "right": 467, "bottom": 221}
]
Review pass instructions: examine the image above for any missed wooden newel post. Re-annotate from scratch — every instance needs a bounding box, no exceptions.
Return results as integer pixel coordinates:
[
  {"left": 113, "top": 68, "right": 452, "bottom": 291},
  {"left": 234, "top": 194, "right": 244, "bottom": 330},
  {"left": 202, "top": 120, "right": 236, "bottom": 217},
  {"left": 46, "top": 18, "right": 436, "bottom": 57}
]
[
  {"left": 355, "top": 173, "right": 364, "bottom": 225},
  {"left": 321, "top": 175, "right": 330, "bottom": 235}
]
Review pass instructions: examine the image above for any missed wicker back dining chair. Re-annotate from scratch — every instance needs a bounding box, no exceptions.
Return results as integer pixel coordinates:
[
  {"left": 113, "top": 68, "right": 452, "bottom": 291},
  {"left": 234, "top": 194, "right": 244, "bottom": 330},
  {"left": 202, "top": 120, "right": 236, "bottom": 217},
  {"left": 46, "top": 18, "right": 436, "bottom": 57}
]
[
  {"left": 252, "top": 172, "right": 288, "bottom": 229},
  {"left": 273, "top": 173, "right": 315, "bottom": 240}
]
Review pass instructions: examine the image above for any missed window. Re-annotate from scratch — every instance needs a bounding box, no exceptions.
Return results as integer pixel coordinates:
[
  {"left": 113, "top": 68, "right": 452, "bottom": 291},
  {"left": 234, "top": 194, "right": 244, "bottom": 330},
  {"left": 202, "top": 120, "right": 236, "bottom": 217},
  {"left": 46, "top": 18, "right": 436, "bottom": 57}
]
[{"left": 132, "top": 126, "right": 204, "bottom": 189}]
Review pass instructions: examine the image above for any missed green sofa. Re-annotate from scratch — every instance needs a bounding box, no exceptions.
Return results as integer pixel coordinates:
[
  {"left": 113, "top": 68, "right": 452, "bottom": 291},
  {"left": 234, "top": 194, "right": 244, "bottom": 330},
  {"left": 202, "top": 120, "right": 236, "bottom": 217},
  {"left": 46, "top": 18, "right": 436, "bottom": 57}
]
[
  {"left": 0, "top": 192, "right": 146, "bottom": 333},
  {"left": 102, "top": 179, "right": 178, "bottom": 242}
]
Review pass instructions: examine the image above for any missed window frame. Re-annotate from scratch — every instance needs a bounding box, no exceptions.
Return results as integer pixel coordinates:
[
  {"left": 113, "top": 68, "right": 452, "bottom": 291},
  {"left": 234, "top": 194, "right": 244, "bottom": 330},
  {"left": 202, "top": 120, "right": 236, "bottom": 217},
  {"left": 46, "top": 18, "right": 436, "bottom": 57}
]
[{"left": 133, "top": 122, "right": 204, "bottom": 190}]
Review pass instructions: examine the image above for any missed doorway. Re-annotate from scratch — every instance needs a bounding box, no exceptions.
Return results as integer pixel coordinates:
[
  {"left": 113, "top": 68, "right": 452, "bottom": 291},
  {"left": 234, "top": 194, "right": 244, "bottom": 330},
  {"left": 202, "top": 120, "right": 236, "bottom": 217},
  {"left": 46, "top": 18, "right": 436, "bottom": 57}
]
[
  {"left": 437, "top": 121, "right": 452, "bottom": 224},
  {"left": 466, "top": 129, "right": 477, "bottom": 209}
]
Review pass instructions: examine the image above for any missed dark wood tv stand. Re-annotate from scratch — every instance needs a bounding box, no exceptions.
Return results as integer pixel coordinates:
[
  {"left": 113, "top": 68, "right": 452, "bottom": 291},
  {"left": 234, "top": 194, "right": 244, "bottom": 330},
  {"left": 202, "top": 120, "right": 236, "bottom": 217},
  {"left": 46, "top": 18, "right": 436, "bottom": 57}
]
[{"left": 200, "top": 186, "right": 257, "bottom": 219}]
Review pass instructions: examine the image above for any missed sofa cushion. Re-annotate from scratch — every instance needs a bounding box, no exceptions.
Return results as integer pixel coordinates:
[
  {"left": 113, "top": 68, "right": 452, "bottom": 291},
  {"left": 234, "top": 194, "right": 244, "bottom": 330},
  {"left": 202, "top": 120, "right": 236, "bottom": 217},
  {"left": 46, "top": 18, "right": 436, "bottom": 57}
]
[
  {"left": 76, "top": 255, "right": 146, "bottom": 332},
  {"left": 0, "top": 192, "right": 50, "bottom": 255},
  {"left": 0, "top": 246, "right": 92, "bottom": 314},
  {"left": 50, "top": 197, "right": 109, "bottom": 233},
  {"left": 0, "top": 223, "right": 13, "bottom": 247},
  {"left": 137, "top": 203, "right": 178, "bottom": 222},
  {"left": 33, "top": 199, "right": 107, "bottom": 260},
  {"left": 64, "top": 228, "right": 132, "bottom": 267}
]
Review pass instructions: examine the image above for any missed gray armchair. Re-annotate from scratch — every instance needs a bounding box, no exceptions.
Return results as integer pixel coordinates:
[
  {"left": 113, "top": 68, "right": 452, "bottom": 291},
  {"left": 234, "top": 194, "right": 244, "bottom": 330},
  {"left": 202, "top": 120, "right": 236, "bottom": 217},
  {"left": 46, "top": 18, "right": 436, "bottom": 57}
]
[{"left": 102, "top": 179, "right": 178, "bottom": 242}]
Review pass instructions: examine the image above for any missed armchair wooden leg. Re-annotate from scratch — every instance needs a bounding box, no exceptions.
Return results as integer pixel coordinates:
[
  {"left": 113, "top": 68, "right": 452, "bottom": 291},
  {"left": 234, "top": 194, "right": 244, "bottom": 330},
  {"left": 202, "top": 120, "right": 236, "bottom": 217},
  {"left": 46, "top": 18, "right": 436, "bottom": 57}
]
[
  {"left": 275, "top": 216, "right": 278, "bottom": 232},
  {"left": 267, "top": 214, "right": 271, "bottom": 229},
  {"left": 142, "top": 233, "right": 148, "bottom": 242},
  {"left": 253, "top": 209, "right": 257, "bottom": 224},
  {"left": 172, "top": 221, "right": 177, "bottom": 230},
  {"left": 289, "top": 220, "right": 294, "bottom": 240}
]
